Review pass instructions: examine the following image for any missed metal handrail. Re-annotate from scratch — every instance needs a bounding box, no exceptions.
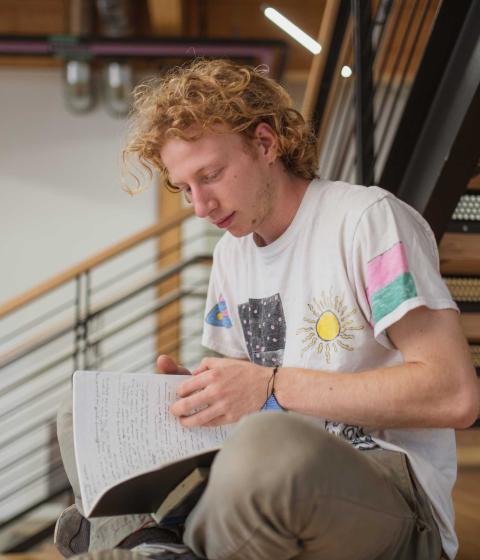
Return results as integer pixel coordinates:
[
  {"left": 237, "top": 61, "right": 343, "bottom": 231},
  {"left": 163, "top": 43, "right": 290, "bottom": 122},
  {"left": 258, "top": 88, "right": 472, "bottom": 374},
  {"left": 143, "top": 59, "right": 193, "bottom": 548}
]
[
  {"left": 0, "top": 254, "right": 211, "bottom": 369},
  {"left": 98, "top": 303, "right": 206, "bottom": 365},
  {"left": 88, "top": 255, "right": 211, "bottom": 320},
  {"left": 88, "top": 283, "right": 208, "bottom": 348},
  {"left": 91, "top": 231, "right": 217, "bottom": 295},
  {"left": 125, "top": 329, "right": 206, "bottom": 374},
  {"left": 0, "top": 298, "right": 76, "bottom": 346},
  {"left": 0, "top": 208, "right": 194, "bottom": 319}
]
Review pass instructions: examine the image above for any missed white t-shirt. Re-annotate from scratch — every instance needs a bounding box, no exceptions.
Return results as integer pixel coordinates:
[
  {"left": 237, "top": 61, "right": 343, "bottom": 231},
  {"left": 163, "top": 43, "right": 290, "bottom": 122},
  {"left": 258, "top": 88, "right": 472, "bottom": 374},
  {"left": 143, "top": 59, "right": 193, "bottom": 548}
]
[{"left": 202, "top": 179, "right": 459, "bottom": 558}]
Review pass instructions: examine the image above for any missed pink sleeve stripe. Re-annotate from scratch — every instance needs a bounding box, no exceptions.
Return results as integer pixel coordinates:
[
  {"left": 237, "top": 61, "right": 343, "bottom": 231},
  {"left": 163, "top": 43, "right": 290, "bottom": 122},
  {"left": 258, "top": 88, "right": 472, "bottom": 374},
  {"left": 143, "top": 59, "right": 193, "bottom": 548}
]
[{"left": 366, "top": 242, "right": 410, "bottom": 300}]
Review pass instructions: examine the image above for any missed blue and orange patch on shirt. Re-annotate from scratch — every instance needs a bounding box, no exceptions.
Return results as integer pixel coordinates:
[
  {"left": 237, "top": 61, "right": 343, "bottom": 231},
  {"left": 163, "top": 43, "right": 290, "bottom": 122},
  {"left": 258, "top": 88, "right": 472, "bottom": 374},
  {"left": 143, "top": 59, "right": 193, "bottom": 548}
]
[
  {"left": 205, "top": 295, "right": 232, "bottom": 328},
  {"left": 366, "top": 241, "right": 417, "bottom": 324}
]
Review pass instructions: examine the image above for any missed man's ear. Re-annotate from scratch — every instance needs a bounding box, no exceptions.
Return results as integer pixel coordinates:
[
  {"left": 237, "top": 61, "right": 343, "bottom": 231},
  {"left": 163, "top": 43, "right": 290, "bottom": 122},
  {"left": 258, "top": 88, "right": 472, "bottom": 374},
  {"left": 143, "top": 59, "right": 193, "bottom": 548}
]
[{"left": 253, "top": 122, "right": 278, "bottom": 163}]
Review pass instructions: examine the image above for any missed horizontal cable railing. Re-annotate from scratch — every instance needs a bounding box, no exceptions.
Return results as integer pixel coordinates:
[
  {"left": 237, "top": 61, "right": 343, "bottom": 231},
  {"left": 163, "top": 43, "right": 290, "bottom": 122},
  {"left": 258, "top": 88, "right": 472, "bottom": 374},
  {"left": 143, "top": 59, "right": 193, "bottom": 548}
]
[
  {"left": 0, "top": 206, "right": 217, "bottom": 550},
  {"left": 0, "top": 208, "right": 194, "bottom": 319}
]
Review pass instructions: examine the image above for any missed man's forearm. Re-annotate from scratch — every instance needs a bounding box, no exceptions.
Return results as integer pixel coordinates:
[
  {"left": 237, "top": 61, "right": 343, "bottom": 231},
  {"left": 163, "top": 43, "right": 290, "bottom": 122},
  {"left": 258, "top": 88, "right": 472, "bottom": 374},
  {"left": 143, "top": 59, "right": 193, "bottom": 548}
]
[{"left": 273, "top": 361, "right": 475, "bottom": 430}]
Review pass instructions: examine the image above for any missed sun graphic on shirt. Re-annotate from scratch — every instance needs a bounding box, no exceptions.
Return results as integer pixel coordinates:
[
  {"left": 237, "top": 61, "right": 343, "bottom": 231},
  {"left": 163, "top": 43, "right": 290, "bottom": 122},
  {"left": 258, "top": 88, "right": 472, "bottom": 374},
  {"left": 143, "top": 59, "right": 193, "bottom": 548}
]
[{"left": 297, "top": 292, "right": 364, "bottom": 364}]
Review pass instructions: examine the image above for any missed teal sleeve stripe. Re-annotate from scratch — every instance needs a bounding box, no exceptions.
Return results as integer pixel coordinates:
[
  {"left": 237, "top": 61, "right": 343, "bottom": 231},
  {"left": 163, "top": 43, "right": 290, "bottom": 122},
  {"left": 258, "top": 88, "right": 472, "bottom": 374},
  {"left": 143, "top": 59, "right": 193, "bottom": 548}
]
[{"left": 371, "top": 272, "right": 418, "bottom": 324}]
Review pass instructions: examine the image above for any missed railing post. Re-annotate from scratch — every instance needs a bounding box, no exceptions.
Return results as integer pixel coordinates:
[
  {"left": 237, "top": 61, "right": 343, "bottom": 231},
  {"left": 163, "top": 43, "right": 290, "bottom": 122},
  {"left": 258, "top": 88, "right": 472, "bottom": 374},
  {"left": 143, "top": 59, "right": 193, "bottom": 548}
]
[
  {"left": 352, "top": 0, "right": 375, "bottom": 185},
  {"left": 74, "top": 272, "right": 91, "bottom": 372},
  {"left": 74, "top": 275, "right": 82, "bottom": 372},
  {"left": 84, "top": 269, "right": 94, "bottom": 369}
]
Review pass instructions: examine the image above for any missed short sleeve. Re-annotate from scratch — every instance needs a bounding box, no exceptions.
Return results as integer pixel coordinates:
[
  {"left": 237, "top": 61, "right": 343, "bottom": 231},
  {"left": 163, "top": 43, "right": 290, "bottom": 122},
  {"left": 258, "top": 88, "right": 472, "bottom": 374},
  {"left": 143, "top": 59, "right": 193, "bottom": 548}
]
[
  {"left": 351, "top": 193, "right": 458, "bottom": 349},
  {"left": 202, "top": 244, "right": 249, "bottom": 359}
]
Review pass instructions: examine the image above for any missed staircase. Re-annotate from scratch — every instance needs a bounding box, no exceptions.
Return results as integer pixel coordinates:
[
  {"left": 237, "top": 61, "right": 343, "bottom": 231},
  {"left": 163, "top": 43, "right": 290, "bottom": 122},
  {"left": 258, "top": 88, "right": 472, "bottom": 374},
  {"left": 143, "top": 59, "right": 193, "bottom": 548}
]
[
  {"left": 306, "top": 0, "right": 480, "bottom": 463},
  {"left": 441, "top": 171, "right": 480, "bottom": 449}
]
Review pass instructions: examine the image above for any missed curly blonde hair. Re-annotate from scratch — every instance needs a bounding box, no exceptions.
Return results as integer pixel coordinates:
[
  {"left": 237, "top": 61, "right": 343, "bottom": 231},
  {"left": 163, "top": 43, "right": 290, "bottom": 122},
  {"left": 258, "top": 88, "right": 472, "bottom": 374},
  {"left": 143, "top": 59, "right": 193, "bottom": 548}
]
[{"left": 122, "top": 59, "right": 318, "bottom": 193}]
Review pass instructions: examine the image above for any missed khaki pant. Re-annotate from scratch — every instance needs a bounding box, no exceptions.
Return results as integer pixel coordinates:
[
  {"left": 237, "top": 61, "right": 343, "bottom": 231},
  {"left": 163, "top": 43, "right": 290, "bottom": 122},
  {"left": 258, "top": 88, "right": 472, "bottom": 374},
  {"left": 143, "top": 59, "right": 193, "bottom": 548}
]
[{"left": 58, "top": 401, "right": 443, "bottom": 559}]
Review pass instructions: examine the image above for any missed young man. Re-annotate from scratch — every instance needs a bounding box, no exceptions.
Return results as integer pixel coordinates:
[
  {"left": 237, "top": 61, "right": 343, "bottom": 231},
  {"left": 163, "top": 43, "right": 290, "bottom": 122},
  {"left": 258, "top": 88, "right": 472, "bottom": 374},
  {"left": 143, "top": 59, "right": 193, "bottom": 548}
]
[{"left": 57, "top": 59, "right": 479, "bottom": 560}]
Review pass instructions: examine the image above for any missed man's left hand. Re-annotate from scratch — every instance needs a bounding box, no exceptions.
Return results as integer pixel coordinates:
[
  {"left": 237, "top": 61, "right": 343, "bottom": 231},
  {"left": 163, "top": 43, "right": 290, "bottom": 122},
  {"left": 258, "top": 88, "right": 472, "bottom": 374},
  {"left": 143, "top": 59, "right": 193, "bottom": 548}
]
[{"left": 170, "top": 357, "right": 272, "bottom": 427}]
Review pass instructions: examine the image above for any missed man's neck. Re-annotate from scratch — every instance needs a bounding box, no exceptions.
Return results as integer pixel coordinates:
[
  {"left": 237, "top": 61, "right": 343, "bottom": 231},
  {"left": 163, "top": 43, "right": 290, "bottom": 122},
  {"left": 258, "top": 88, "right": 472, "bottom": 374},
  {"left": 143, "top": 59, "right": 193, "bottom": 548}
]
[{"left": 254, "top": 174, "right": 310, "bottom": 247}]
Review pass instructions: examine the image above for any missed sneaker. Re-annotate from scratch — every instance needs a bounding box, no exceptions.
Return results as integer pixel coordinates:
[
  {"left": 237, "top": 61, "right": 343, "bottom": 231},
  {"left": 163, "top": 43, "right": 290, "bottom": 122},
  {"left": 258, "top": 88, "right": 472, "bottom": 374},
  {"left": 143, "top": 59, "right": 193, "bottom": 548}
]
[
  {"left": 54, "top": 504, "right": 91, "bottom": 557},
  {"left": 132, "top": 542, "right": 200, "bottom": 559},
  {"left": 70, "top": 546, "right": 200, "bottom": 559},
  {"left": 55, "top": 505, "right": 195, "bottom": 559},
  {"left": 71, "top": 551, "right": 146, "bottom": 560},
  {"left": 119, "top": 526, "right": 183, "bottom": 549}
]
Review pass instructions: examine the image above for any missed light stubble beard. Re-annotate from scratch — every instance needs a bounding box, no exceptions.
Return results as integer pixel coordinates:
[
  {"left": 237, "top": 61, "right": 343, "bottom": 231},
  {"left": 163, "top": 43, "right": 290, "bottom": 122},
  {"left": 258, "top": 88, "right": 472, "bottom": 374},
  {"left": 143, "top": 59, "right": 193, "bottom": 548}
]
[{"left": 251, "top": 179, "right": 275, "bottom": 246}]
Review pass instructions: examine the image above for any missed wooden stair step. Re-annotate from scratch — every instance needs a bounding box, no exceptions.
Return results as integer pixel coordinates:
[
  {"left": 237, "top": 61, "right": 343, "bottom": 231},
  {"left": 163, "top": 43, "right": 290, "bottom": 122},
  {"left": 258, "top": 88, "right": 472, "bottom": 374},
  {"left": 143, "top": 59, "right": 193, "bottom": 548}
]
[
  {"left": 457, "top": 428, "right": 480, "bottom": 467},
  {"left": 440, "top": 234, "right": 480, "bottom": 275},
  {"left": 470, "top": 345, "right": 480, "bottom": 368},
  {"left": 459, "top": 314, "right": 480, "bottom": 344}
]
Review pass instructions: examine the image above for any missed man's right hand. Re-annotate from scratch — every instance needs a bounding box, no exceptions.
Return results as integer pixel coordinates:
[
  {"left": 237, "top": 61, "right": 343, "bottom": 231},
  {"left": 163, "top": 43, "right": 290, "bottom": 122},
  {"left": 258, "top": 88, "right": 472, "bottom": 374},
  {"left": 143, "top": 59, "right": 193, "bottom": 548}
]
[{"left": 156, "top": 354, "right": 191, "bottom": 375}]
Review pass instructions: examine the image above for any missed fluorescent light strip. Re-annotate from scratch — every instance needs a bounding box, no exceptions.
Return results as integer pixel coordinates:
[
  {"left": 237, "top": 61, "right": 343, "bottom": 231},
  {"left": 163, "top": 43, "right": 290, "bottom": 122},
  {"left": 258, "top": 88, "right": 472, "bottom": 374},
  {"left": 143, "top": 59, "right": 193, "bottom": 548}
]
[{"left": 264, "top": 6, "right": 321, "bottom": 55}]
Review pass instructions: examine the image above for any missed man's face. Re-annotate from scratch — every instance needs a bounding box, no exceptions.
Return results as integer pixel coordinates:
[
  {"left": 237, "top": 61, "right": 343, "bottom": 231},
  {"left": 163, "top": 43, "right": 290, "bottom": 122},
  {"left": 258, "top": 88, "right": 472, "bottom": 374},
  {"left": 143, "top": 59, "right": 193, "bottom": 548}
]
[{"left": 160, "top": 127, "right": 275, "bottom": 238}]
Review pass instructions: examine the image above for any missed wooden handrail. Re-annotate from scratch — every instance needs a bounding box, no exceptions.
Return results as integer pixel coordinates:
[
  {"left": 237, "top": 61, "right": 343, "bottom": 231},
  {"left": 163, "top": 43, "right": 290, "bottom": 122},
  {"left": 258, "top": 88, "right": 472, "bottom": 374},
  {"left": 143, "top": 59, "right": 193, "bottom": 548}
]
[{"left": 0, "top": 207, "right": 195, "bottom": 319}]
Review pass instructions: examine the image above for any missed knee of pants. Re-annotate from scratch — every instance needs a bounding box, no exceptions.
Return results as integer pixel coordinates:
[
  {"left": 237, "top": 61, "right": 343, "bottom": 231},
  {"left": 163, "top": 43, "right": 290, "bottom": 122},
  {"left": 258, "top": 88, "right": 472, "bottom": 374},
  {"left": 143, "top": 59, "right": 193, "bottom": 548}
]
[{"left": 207, "top": 412, "right": 339, "bottom": 503}]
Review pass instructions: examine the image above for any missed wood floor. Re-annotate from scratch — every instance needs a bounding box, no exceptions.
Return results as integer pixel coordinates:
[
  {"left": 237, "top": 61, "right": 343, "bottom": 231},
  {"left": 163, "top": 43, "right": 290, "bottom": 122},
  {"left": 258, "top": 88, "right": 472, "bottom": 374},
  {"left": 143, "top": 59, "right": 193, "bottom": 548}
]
[
  {"left": 453, "top": 429, "right": 480, "bottom": 560},
  {"left": 454, "top": 467, "right": 480, "bottom": 560}
]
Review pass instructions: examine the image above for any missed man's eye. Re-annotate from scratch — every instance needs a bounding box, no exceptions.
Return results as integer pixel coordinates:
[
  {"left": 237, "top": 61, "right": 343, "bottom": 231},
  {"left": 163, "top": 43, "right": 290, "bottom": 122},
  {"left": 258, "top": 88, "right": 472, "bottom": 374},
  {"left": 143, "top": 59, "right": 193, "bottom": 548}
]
[{"left": 204, "top": 169, "right": 222, "bottom": 182}]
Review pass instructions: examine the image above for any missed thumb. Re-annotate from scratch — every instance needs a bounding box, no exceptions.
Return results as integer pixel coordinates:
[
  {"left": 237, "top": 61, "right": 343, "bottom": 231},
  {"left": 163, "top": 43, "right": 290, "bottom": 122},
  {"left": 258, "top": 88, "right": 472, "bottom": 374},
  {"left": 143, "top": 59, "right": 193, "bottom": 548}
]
[{"left": 156, "top": 354, "right": 191, "bottom": 375}]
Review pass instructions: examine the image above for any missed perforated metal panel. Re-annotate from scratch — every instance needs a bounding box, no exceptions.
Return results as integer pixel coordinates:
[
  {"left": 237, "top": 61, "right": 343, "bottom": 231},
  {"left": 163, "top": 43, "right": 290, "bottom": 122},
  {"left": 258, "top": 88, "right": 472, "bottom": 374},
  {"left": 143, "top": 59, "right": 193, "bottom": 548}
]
[
  {"left": 452, "top": 194, "right": 480, "bottom": 222},
  {"left": 444, "top": 277, "right": 480, "bottom": 302}
]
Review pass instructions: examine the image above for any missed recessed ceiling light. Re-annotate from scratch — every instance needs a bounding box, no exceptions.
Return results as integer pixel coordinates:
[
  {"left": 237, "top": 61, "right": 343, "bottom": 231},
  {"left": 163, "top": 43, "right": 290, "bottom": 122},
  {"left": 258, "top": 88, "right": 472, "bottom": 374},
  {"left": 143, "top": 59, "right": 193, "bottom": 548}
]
[{"left": 341, "top": 65, "right": 353, "bottom": 78}]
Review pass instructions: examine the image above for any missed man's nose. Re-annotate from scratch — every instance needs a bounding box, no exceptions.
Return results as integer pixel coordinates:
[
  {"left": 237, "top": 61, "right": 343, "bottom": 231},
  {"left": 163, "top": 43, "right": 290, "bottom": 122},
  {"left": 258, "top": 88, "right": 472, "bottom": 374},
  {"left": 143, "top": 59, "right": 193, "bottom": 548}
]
[{"left": 191, "top": 187, "right": 217, "bottom": 218}]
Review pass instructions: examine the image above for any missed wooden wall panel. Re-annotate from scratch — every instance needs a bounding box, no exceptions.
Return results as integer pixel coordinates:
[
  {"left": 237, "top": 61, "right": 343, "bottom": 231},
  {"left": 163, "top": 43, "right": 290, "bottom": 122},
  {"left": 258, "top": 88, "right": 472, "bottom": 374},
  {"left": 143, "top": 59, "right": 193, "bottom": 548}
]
[
  {"left": 0, "top": 0, "right": 68, "bottom": 35},
  {"left": 147, "top": 0, "right": 182, "bottom": 35}
]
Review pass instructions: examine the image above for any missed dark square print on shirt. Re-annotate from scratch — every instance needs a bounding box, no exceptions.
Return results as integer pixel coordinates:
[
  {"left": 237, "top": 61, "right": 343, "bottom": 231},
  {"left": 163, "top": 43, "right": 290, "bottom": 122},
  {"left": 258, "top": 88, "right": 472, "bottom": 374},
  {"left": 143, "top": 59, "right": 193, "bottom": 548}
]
[{"left": 238, "top": 294, "right": 286, "bottom": 367}]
